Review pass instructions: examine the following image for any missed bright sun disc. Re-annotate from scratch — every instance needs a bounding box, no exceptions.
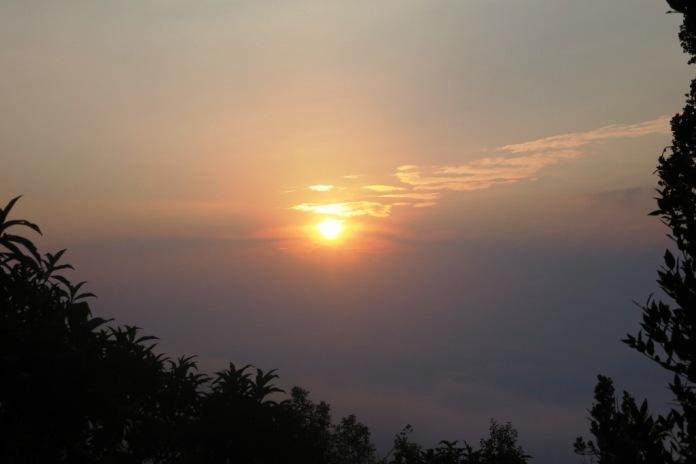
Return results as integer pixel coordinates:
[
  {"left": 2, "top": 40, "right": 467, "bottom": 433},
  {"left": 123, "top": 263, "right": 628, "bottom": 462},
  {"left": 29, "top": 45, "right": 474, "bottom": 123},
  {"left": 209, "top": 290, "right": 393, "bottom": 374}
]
[{"left": 316, "top": 218, "right": 344, "bottom": 240}]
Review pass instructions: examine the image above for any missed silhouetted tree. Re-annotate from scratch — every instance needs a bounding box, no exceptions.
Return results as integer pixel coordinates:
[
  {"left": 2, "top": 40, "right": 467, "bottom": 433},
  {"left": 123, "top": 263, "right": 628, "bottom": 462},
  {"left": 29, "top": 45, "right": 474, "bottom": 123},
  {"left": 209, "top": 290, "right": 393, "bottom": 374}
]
[
  {"left": 384, "top": 420, "right": 529, "bottom": 464},
  {"left": 574, "top": 376, "right": 673, "bottom": 464},
  {"left": 577, "top": 3, "right": 696, "bottom": 463},
  {"left": 389, "top": 425, "right": 426, "bottom": 464},
  {"left": 478, "top": 420, "right": 530, "bottom": 464},
  {"left": 330, "top": 414, "right": 378, "bottom": 464}
]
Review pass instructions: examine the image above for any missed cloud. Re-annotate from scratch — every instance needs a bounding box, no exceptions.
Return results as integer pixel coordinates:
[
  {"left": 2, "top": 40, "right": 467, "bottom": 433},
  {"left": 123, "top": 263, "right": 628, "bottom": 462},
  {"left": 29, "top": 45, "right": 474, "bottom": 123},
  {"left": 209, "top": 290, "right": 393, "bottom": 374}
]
[
  {"left": 500, "top": 116, "right": 669, "bottom": 154},
  {"left": 378, "top": 192, "right": 439, "bottom": 201},
  {"left": 363, "top": 184, "right": 407, "bottom": 192},
  {"left": 290, "top": 116, "right": 670, "bottom": 220},
  {"left": 291, "top": 201, "right": 392, "bottom": 218},
  {"left": 308, "top": 184, "right": 336, "bottom": 192},
  {"left": 395, "top": 151, "right": 580, "bottom": 192},
  {"left": 397, "top": 116, "right": 669, "bottom": 193}
]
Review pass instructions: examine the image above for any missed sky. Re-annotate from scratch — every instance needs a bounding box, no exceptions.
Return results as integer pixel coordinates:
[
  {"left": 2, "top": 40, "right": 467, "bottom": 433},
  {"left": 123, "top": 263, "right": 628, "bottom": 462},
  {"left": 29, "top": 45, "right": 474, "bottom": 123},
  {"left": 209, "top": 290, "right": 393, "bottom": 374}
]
[{"left": 0, "top": 1, "right": 692, "bottom": 462}]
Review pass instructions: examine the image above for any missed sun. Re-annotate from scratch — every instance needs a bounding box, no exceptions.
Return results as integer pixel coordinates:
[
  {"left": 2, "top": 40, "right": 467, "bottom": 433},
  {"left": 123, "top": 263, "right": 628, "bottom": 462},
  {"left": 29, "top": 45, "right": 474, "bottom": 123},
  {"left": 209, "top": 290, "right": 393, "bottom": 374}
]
[{"left": 316, "top": 218, "right": 345, "bottom": 241}]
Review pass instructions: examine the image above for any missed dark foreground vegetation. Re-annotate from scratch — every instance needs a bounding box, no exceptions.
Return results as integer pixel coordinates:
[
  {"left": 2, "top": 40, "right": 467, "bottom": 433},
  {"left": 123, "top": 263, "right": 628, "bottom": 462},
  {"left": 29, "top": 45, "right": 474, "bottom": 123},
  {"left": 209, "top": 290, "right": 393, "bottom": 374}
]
[
  {"left": 0, "top": 195, "right": 530, "bottom": 464},
  {"left": 0, "top": 195, "right": 531, "bottom": 463},
  {"left": 574, "top": 2, "right": 696, "bottom": 463},
  {"left": 3, "top": 2, "right": 696, "bottom": 463}
]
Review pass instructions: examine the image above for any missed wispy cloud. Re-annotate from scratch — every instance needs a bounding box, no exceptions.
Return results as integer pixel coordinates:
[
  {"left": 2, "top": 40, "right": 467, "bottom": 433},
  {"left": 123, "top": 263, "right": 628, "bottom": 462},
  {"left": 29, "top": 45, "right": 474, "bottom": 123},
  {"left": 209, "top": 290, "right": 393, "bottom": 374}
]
[
  {"left": 500, "top": 116, "right": 669, "bottom": 154},
  {"left": 396, "top": 151, "right": 580, "bottom": 192},
  {"left": 362, "top": 184, "right": 406, "bottom": 192},
  {"left": 292, "top": 201, "right": 392, "bottom": 218},
  {"left": 377, "top": 192, "right": 439, "bottom": 200},
  {"left": 308, "top": 184, "right": 336, "bottom": 192},
  {"left": 289, "top": 116, "right": 670, "bottom": 220},
  {"left": 397, "top": 116, "right": 669, "bottom": 193}
]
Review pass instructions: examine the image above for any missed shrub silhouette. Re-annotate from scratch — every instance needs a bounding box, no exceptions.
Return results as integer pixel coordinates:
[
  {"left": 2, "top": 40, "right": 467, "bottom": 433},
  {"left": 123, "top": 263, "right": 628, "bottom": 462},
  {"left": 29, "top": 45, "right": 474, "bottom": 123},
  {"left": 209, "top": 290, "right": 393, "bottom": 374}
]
[
  {"left": 0, "top": 195, "right": 529, "bottom": 463},
  {"left": 574, "top": 376, "right": 672, "bottom": 464},
  {"left": 385, "top": 421, "right": 528, "bottom": 464},
  {"left": 0, "top": 196, "right": 340, "bottom": 463},
  {"left": 576, "top": 2, "right": 696, "bottom": 463}
]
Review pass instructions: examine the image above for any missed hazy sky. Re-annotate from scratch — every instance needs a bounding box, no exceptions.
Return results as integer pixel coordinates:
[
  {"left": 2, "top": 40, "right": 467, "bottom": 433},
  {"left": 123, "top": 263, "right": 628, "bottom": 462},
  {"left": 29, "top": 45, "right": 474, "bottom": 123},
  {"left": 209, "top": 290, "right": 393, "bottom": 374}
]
[{"left": 1, "top": 1, "right": 691, "bottom": 462}]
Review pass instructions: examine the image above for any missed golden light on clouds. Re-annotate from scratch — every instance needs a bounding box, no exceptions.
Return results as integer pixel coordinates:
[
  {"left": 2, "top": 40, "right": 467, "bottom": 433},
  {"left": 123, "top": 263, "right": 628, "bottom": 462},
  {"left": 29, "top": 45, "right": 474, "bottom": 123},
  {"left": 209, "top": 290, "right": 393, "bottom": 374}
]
[
  {"left": 309, "top": 184, "right": 336, "bottom": 192},
  {"left": 362, "top": 184, "right": 406, "bottom": 192},
  {"left": 292, "top": 201, "right": 392, "bottom": 218}
]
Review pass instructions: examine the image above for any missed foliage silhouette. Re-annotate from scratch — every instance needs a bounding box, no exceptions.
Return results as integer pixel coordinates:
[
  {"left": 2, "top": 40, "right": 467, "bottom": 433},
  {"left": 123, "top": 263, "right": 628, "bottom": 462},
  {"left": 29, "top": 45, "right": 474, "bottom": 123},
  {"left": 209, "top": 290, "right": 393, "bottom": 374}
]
[
  {"left": 385, "top": 420, "right": 529, "bottom": 464},
  {"left": 0, "top": 195, "right": 529, "bottom": 463},
  {"left": 574, "top": 376, "right": 672, "bottom": 464},
  {"left": 576, "top": 2, "right": 696, "bottom": 463}
]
